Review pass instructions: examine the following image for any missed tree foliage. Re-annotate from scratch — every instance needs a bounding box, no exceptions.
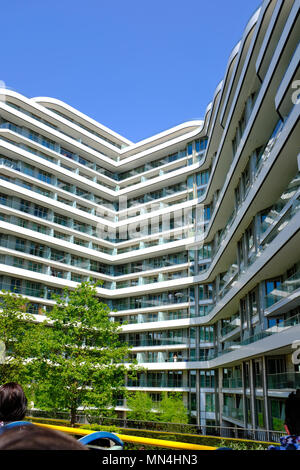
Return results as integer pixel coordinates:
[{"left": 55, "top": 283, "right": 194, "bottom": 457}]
[
  {"left": 127, "top": 392, "right": 157, "bottom": 421},
  {"left": 0, "top": 290, "right": 35, "bottom": 389},
  {"left": 157, "top": 393, "right": 188, "bottom": 423},
  {"left": 127, "top": 392, "right": 188, "bottom": 424},
  {"left": 27, "top": 282, "right": 137, "bottom": 424}
]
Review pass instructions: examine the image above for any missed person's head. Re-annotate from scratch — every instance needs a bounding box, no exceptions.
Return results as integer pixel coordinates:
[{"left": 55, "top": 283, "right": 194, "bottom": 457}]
[
  {"left": 284, "top": 389, "right": 300, "bottom": 435},
  {"left": 0, "top": 424, "right": 87, "bottom": 450},
  {"left": 0, "top": 382, "right": 27, "bottom": 423}
]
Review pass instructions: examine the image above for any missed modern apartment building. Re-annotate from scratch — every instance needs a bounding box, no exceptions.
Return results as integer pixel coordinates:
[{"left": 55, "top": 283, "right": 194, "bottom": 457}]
[{"left": 0, "top": 0, "right": 299, "bottom": 434}]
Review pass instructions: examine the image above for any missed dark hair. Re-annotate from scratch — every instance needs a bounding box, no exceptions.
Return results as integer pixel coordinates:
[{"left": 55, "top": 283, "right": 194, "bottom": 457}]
[
  {"left": 0, "top": 424, "right": 87, "bottom": 450},
  {"left": 0, "top": 382, "right": 27, "bottom": 423},
  {"left": 285, "top": 389, "right": 300, "bottom": 435}
]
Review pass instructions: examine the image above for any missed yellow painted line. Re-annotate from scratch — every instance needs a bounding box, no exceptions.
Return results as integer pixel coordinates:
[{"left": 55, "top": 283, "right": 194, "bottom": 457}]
[
  {"left": 29, "top": 417, "right": 279, "bottom": 446},
  {"left": 34, "top": 423, "right": 216, "bottom": 450},
  {"left": 119, "top": 427, "right": 278, "bottom": 445},
  {"left": 27, "top": 417, "right": 71, "bottom": 425}
]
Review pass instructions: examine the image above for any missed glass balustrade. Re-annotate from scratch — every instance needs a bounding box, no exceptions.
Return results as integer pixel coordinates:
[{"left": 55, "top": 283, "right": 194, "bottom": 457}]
[
  {"left": 221, "top": 322, "right": 240, "bottom": 337},
  {"left": 124, "top": 337, "right": 187, "bottom": 347},
  {"left": 223, "top": 405, "right": 244, "bottom": 421},
  {"left": 0, "top": 121, "right": 197, "bottom": 192},
  {"left": 265, "top": 270, "right": 300, "bottom": 308},
  {"left": 267, "top": 372, "right": 300, "bottom": 389},
  {"left": 223, "top": 377, "right": 243, "bottom": 388},
  {"left": 127, "top": 377, "right": 184, "bottom": 388},
  {"left": 218, "top": 263, "right": 239, "bottom": 299},
  {"left": 212, "top": 196, "right": 300, "bottom": 312},
  {"left": 212, "top": 118, "right": 289, "bottom": 257}
]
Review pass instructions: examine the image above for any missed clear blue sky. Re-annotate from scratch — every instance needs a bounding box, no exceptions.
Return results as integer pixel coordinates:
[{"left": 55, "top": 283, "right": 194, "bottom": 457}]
[{"left": 2, "top": 0, "right": 262, "bottom": 142}]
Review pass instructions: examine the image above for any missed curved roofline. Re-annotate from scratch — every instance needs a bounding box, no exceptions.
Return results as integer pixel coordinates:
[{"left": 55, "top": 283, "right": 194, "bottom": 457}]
[
  {"left": 123, "top": 120, "right": 204, "bottom": 151},
  {"left": 32, "top": 96, "right": 203, "bottom": 150},
  {"left": 32, "top": 96, "right": 133, "bottom": 146}
]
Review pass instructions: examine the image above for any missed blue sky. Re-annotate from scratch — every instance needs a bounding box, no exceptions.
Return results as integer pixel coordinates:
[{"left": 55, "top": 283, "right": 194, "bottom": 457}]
[{"left": 2, "top": 0, "right": 262, "bottom": 142}]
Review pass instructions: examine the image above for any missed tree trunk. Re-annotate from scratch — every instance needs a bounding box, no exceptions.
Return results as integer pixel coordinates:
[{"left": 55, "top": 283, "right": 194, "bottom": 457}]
[{"left": 70, "top": 406, "right": 77, "bottom": 426}]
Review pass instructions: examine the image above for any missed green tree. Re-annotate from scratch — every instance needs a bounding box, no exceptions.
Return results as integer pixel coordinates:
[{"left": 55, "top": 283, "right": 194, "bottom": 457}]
[
  {"left": 28, "top": 281, "right": 137, "bottom": 425},
  {"left": 158, "top": 393, "right": 188, "bottom": 423},
  {"left": 0, "top": 290, "right": 35, "bottom": 388},
  {"left": 127, "top": 392, "right": 157, "bottom": 421}
]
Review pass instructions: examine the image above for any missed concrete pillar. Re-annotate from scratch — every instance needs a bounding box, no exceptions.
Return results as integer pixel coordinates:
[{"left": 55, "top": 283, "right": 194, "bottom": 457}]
[
  {"left": 196, "top": 370, "right": 200, "bottom": 427},
  {"left": 249, "top": 360, "right": 256, "bottom": 429},
  {"left": 262, "top": 355, "right": 270, "bottom": 437}
]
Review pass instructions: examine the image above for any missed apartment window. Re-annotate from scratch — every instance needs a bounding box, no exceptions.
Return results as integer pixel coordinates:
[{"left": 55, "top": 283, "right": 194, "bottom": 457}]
[
  {"left": 0, "top": 193, "right": 8, "bottom": 206},
  {"left": 57, "top": 196, "right": 73, "bottom": 206},
  {"left": 50, "top": 249, "right": 66, "bottom": 263},
  {"left": 57, "top": 179, "right": 72, "bottom": 192},
  {"left": 189, "top": 370, "right": 196, "bottom": 388},
  {"left": 242, "top": 162, "right": 250, "bottom": 195},
  {"left": 76, "top": 187, "right": 91, "bottom": 200},
  {"left": 147, "top": 312, "right": 158, "bottom": 322},
  {"left": 71, "top": 255, "right": 88, "bottom": 268},
  {"left": 46, "top": 287, "right": 62, "bottom": 299},
  {"left": 71, "top": 273, "right": 84, "bottom": 283},
  {"left": 255, "top": 398, "right": 265, "bottom": 428},
  {"left": 267, "top": 357, "right": 286, "bottom": 374},
  {"left": 77, "top": 204, "right": 91, "bottom": 213},
  {"left": 15, "top": 238, "right": 25, "bottom": 252},
  {"left": 149, "top": 393, "right": 162, "bottom": 403},
  {"left": 246, "top": 224, "right": 255, "bottom": 257},
  {"left": 13, "top": 257, "right": 24, "bottom": 268},
  {"left": 249, "top": 289, "right": 258, "bottom": 317},
  {"left": 204, "top": 206, "right": 211, "bottom": 221},
  {"left": 26, "top": 281, "right": 41, "bottom": 297},
  {"left": 199, "top": 326, "right": 214, "bottom": 343},
  {"left": 240, "top": 298, "right": 247, "bottom": 329},
  {"left": 28, "top": 261, "right": 43, "bottom": 273},
  {"left": 265, "top": 278, "right": 281, "bottom": 308},
  {"left": 244, "top": 362, "right": 250, "bottom": 388},
  {"left": 195, "top": 138, "right": 208, "bottom": 152},
  {"left": 23, "top": 163, "right": 35, "bottom": 177},
  {"left": 196, "top": 171, "right": 209, "bottom": 186},
  {"left": 51, "top": 268, "right": 66, "bottom": 278},
  {"left": 73, "top": 220, "right": 89, "bottom": 233},
  {"left": 20, "top": 199, "right": 31, "bottom": 213},
  {"left": 199, "top": 284, "right": 213, "bottom": 300},
  {"left": 200, "top": 370, "right": 215, "bottom": 388},
  {"left": 238, "top": 239, "right": 245, "bottom": 272},
  {"left": 54, "top": 213, "right": 69, "bottom": 227},
  {"left": 34, "top": 204, "right": 48, "bottom": 219},
  {"left": 198, "top": 244, "right": 211, "bottom": 260},
  {"left": 198, "top": 305, "right": 209, "bottom": 317},
  {"left": 74, "top": 238, "right": 89, "bottom": 247},
  {"left": 254, "top": 360, "right": 262, "bottom": 388},
  {"left": 205, "top": 393, "right": 215, "bottom": 412},
  {"left": 10, "top": 278, "right": 21, "bottom": 293},
  {"left": 54, "top": 231, "right": 70, "bottom": 241},
  {"left": 270, "top": 399, "right": 285, "bottom": 431},
  {"left": 38, "top": 169, "right": 52, "bottom": 184},
  {"left": 235, "top": 185, "right": 241, "bottom": 210},
  {"left": 167, "top": 371, "right": 182, "bottom": 387},
  {"left": 61, "top": 148, "right": 75, "bottom": 160},
  {"left": 246, "top": 396, "right": 252, "bottom": 425},
  {"left": 20, "top": 180, "right": 32, "bottom": 191},
  {"left": 27, "top": 303, "right": 40, "bottom": 315},
  {"left": 29, "top": 242, "right": 45, "bottom": 258}
]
